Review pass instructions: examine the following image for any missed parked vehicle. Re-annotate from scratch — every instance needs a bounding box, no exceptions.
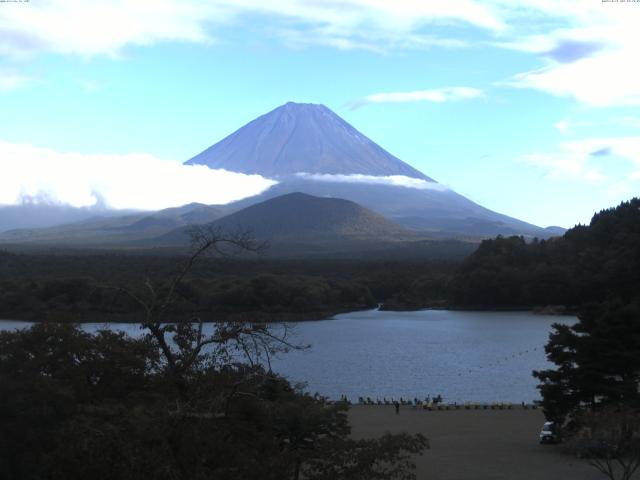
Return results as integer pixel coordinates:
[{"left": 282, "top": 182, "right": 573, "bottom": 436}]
[{"left": 539, "top": 421, "right": 560, "bottom": 444}]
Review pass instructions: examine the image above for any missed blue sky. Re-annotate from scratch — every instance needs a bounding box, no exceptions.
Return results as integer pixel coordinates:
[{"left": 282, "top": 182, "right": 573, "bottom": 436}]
[{"left": 1, "top": 1, "right": 640, "bottom": 227}]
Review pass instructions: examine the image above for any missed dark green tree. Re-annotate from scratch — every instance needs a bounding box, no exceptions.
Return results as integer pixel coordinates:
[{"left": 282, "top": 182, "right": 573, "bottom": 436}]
[{"left": 534, "top": 299, "right": 640, "bottom": 422}]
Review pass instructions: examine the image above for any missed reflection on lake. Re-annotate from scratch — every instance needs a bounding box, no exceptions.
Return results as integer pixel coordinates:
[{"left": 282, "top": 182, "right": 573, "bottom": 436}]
[{"left": 0, "top": 309, "right": 575, "bottom": 403}]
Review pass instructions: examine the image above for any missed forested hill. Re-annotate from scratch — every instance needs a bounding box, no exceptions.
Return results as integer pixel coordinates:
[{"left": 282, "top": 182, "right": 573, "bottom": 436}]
[{"left": 450, "top": 198, "right": 640, "bottom": 309}]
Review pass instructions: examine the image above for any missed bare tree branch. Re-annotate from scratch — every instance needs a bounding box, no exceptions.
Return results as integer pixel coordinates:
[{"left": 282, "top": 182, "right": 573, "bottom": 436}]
[{"left": 97, "top": 225, "right": 305, "bottom": 414}]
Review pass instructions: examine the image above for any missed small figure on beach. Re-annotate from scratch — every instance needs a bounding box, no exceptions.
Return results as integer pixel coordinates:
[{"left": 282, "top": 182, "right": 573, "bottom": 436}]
[{"left": 394, "top": 400, "right": 400, "bottom": 414}]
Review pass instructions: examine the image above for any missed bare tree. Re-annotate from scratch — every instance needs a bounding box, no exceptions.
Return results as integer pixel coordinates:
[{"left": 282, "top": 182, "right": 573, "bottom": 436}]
[
  {"left": 108, "top": 225, "right": 303, "bottom": 412},
  {"left": 567, "top": 405, "right": 640, "bottom": 480}
]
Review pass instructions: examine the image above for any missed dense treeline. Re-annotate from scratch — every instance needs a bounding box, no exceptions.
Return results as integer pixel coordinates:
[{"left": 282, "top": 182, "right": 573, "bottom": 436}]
[
  {"left": 3, "top": 199, "right": 639, "bottom": 321},
  {"left": 451, "top": 199, "right": 640, "bottom": 309},
  {"left": 0, "top": 253, "right": 457, "bottom": 321}
]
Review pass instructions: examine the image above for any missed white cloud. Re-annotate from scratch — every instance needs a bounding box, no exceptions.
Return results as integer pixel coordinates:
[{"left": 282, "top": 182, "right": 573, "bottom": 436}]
[
  {"left": 0, "top": 0, "right": 635, "bottom": 62},
  {"left": 0, "top": 0, "right": 213, "bottom": 58},
  {"left": 0, "top": 68, "right": 31, "bottom": 91},
  {"left": 520, "top": 136, "right": 640, "bottom": 194},
  {"left": 277, "top": 28, "right": 468, "bottom": 53},
  {"left": 497, "top": 2, "right": 640, "bottom": 107},
  {"left": 295, "top": 172, "right": 449, "bottom": 191},
  {"left": 0, "top": 0, "right": 503, "bottom": 59},
  {"left": 0, "top": 140, "right": 276, "bottom": 210},
  {"left": 350, "top": 87, "right": 484, "bottom": 109},
  {"left": 2, "top": 1, "right": 639, "bottom": 108},
  {"left": 553, "top": 119, "right": 593, "bottom": 134},
  {"left": 522, "top": 151, "right": 605, "bottom": 183},
  {"left": 506, "top": 49, "right": 640, "bottom": 107},
  {"left": 554, "top": 121, "right": 569, "bottom": 134}
]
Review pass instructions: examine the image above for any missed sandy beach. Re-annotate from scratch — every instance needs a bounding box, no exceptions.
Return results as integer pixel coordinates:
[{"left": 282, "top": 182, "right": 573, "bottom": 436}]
[{"left": 349, "top": 405, "right": 604, "bottom": 480}]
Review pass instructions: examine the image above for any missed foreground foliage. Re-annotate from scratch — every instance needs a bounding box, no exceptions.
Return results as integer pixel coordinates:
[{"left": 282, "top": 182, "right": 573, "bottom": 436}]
[
  {"left": 0, "top": 229, "right": 428, "bottom": 479},
  {"left": 565, "top": 405, "right": 640, "bottom": 480},
  {"left": 0, "top": 323, "right": 427, "bottom": 480}
]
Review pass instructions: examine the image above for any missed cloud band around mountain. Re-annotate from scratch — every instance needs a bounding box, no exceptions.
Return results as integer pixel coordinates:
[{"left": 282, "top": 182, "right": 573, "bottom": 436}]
[
  {"left": 295, "top": 172, "right": 449, "bottom": 191},
  {"left": 0, "top": 140, "right": 276, "bottom": 210}
]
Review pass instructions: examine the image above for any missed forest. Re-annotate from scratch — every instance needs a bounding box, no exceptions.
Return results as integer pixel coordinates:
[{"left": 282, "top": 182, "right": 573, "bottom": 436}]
[
  {"left": 1, "top": 199, "right": 638, "bottom": 479},
  {"left": 0, "top": 230, "right": 430, "bottom": 479},
  {"left": 1, "top": 199, "right": 639, "bottom": 321},
  {"left": 0, "top": 251, "right": 457, "bottom": 322},
  {"left": 451, "top": 198, "right": 640, "bottom": 309}
]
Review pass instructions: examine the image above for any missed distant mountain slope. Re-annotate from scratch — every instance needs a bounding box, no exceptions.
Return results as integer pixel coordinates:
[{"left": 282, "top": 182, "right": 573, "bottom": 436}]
[
  {"left": 221, "top": 178, "right": 551, "bottom": 238},
  {"left": 0, "top": 193, "right": 480, "bottom": 259},
  {"left": 186, "top": 102, "right": 430, "bottom": 180},
  {"left": 146, "top": 193, "right": 480, "bottom": 259},
  {"left": 186, "top": 102, "right": 556, "bottom": 238},
  {"left": 217, "top": 192, "right": 408, "bottom": 238},
  {"left": 155, "top": 192, "right": 411, "bottom": 246},
  {"left": 0, "top": 203, "right": 226, "bottom": 245},
  {"left": 0, "top": 203, "right": 139, "bottom": 233}
]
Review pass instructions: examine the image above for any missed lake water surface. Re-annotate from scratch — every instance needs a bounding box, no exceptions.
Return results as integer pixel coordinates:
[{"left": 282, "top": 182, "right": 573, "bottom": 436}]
[{"left": 0, "top": 309, "right": 574, "bottom": 403}]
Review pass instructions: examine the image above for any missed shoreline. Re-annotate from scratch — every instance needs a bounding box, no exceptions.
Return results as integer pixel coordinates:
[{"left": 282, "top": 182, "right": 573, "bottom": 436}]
[
  {"left": 380, "top": 304, "right": 578, "bottom": 316},
  {"left": 0, "top": 305, "right": 578, "bottom": 324}
]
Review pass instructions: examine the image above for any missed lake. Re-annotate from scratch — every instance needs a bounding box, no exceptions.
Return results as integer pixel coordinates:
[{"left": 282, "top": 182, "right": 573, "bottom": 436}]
[{"left": 0, "top": 309, "right": 574, "bottom": 403}]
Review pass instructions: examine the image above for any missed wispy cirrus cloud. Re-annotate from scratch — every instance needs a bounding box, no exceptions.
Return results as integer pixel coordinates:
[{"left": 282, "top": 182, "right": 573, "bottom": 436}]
[
  {"left": 520, "top": 136, "right": 640, "bottom": 196},
  {"left": 349, "top": 87, "right": 484, "bottom": 110},
  {"left": 0, "top": 0, "right": 213, "bottom": 58},
  {"left": 0, "top": 140, "right": 276, "bottom": 210},
  {"left": 0, "top": 68, "right": 31, "bottom": 91},
  {"left": 2, "top": 0, "right": 639, "bottom": 110},
  {"left": 554, "top": 121, "right": 570, "bottom": 134},
  {"left": 276, "top": 27, "right": 469, "bottom": 54},
  {"left": 497, "top": 1, "right": 640, "bottom": 107},
  {"left": 0, "top": 0, "right": 503, "bottom": 60},
  {"left": 553, "top": 119, "right": 593, "bottom": 134},
  {"left": 504, "top": 48, "right": 640, "bottom": 107}
]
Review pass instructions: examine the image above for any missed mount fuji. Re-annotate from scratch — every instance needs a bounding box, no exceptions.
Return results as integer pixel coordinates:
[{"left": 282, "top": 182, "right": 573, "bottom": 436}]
[
  {"left": 186, "top": 102, "right": 551, "bottom": 238},
  {"left": 0, "top": 102, "right": 560, "bottom": 250}
]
